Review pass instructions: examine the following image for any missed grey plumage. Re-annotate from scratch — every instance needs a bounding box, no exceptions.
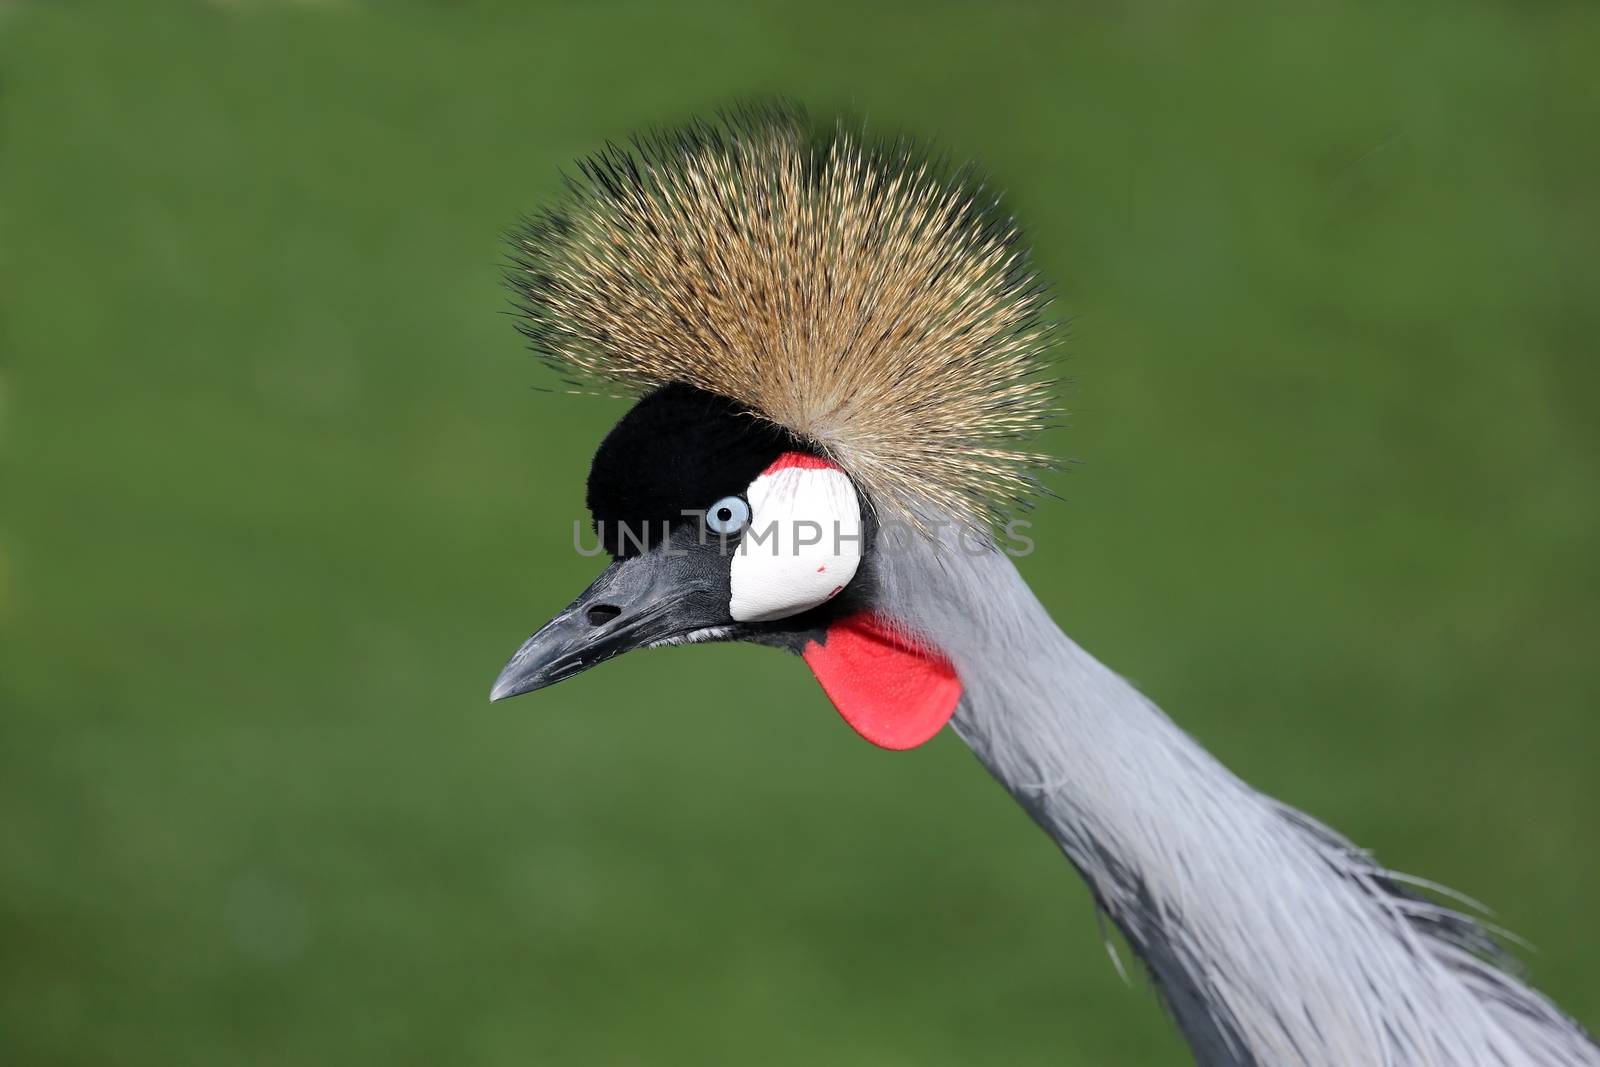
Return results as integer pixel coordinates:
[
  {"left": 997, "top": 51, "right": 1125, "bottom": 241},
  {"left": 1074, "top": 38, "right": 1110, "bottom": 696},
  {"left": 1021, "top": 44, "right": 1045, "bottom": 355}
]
[{"left": 873, "top": 517, "right": 1598, "bottom": 1066}]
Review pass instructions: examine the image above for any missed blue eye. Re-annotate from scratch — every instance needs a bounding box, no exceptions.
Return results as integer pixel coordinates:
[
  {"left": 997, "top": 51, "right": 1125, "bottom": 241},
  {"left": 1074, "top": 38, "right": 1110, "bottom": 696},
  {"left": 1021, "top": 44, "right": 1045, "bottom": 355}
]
[{"left": 706, "top": 495, "right": 750, "bottom": 535}]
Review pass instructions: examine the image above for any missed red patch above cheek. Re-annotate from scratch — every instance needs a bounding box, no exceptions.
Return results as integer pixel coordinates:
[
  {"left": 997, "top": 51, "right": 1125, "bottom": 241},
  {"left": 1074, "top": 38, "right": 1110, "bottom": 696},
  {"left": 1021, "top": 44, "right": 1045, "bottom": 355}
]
[
  {"left": 762, "top": 451, "right": 840, "bottom": 474},
  {"left": 801, "top": 613, "right": 963, "bottom": 751}
]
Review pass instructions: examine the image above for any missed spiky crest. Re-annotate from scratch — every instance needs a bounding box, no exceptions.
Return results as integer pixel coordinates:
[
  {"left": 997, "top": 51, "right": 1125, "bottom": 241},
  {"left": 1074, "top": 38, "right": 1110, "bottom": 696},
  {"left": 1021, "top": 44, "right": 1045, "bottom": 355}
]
[{"left": 508, "top": 105, "right": 1057, "bottom": 531}]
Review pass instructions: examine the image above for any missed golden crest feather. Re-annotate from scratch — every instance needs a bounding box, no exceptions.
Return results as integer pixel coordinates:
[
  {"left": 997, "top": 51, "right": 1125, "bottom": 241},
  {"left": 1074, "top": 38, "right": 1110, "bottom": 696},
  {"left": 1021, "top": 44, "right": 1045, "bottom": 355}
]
[{"left": 509, "top": 106, "right": 1058, "bottom": 530}]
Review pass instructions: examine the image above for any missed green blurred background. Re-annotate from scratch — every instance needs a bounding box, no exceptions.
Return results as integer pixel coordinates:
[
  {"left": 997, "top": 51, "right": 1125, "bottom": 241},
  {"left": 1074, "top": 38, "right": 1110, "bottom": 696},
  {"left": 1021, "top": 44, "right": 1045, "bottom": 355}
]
[{"left": 3, "top": 1, "right": 1597, "bottom": 1063}]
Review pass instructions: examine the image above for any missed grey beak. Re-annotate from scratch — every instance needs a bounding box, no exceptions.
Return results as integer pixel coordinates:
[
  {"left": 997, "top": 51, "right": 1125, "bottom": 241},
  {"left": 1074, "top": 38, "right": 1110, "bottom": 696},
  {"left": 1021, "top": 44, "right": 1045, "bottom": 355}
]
[{"left": 489, "top": 549, "right": 728, "bottom": 702}]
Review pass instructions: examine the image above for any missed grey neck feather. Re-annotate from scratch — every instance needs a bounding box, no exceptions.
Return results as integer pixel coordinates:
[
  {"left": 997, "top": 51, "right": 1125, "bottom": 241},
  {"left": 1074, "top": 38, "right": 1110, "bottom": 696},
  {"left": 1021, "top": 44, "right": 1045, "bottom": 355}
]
[{"left": 869, "top": 521, "right": 1597, "bottom": 1067}]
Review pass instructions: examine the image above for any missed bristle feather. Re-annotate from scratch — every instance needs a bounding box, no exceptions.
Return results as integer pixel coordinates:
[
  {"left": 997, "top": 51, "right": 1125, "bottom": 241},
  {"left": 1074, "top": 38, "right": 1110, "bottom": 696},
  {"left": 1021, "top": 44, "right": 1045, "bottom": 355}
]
[{"left": 508, "top": 106, "right": 1058, "bottom": 530}]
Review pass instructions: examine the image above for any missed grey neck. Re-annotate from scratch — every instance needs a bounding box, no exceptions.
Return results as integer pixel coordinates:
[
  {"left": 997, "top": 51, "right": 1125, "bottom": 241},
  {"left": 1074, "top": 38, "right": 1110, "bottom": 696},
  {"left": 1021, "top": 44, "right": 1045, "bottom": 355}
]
[{"left": 868, "top": 524, "right": 1597, "bottom": 1067}]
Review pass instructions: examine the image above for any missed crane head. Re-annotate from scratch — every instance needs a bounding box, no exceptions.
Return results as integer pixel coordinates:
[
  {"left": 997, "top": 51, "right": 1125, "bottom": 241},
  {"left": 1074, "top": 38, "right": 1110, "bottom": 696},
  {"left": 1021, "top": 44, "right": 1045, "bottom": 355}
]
[{"left": 490, "top": 106, "right": 1056, "bottom": 749}]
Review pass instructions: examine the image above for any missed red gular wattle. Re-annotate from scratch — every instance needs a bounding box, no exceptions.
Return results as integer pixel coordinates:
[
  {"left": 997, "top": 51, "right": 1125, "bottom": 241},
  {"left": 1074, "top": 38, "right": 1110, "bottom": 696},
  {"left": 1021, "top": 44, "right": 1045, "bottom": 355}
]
[{"left": 802, "top": 612, "right": 963, "bottom": 750}]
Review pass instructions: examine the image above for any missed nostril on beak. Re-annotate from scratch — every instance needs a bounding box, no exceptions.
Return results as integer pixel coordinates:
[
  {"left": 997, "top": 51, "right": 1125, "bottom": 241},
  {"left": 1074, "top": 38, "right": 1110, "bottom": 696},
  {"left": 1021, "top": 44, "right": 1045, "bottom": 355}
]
[{"left": 586, "top": 604, "right": 623, "bottom": 627}]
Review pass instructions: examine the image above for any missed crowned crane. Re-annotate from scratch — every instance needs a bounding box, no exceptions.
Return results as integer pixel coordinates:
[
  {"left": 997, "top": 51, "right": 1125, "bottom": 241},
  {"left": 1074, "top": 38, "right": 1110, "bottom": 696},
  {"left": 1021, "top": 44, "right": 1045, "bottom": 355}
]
[{"left": 489, "top": 108, "right": 1597, "bottom": 1066}]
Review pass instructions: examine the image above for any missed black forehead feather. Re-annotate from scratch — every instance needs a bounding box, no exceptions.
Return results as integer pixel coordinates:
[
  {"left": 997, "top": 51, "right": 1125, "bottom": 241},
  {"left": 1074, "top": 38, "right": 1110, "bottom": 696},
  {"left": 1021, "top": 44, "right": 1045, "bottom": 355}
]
[{"left": 586, "top": 383, "right": 802, "bottom": 557}]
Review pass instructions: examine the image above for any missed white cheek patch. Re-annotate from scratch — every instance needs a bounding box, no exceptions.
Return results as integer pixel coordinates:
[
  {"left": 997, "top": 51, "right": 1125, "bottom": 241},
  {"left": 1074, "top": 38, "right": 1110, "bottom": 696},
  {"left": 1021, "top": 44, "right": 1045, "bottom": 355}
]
[{"left": 729, "top": 455, "right": 862, "bottom": 623}]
